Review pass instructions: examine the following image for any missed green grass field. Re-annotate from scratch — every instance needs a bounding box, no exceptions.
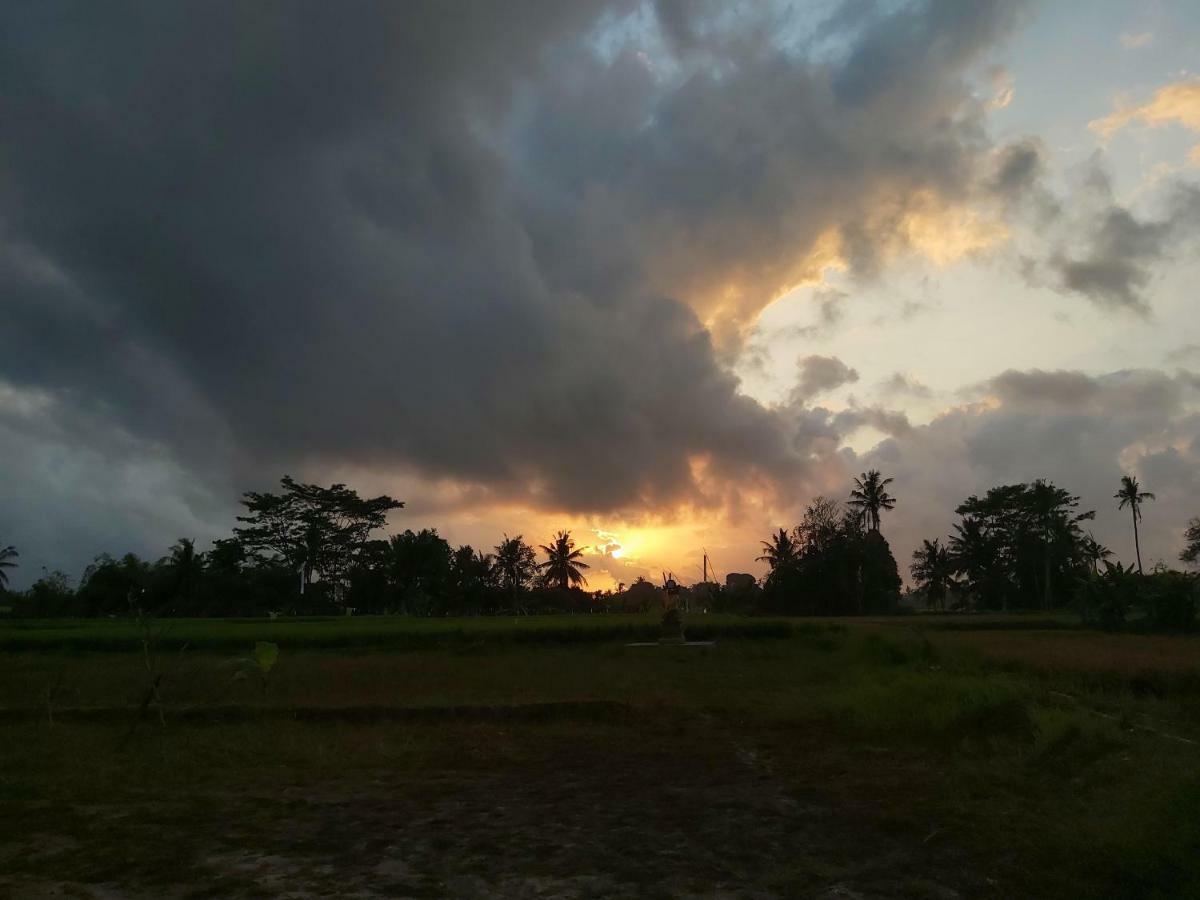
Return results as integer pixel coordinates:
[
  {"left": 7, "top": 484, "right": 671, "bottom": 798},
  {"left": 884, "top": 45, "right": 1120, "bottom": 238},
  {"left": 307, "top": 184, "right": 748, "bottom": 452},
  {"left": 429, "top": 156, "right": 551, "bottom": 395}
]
[{"left": 1, "top": 615, "right": 1197, "bottom": 898}]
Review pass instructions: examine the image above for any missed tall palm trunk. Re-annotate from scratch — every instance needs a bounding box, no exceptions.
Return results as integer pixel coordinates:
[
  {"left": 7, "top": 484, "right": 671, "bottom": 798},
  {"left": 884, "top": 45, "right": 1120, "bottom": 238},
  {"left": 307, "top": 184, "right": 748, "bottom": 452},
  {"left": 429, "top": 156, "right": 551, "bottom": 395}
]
[{"left": 1132, "top": 507, "right": 1143, "bottom": 575}]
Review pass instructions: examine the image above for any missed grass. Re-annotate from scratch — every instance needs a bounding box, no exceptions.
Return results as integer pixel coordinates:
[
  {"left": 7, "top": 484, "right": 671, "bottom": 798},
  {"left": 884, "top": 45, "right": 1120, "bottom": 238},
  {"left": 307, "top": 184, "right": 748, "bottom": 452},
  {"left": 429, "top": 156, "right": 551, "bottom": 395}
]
[
  {"left": 0, "top": 612, "right": 795, "bottom": 651},
  {"left": 0, "top": 616, "right": 1198, "bottom": 897}
]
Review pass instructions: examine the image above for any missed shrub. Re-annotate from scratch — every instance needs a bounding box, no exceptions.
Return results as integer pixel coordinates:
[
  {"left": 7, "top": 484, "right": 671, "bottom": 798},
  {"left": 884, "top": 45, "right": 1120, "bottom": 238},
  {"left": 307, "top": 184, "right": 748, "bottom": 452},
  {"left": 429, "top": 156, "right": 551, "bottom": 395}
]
[
  {"left": 1143, "top": 571, "right": 1198, "bottom": 632},
  {"left": 1076, "top": 562, "right": 1137, "bottom": 631}
]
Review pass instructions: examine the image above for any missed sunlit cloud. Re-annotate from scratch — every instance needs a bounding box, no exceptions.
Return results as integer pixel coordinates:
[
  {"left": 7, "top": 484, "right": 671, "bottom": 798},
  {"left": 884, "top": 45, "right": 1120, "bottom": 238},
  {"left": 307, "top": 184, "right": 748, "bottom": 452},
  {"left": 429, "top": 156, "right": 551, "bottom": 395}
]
[{"left": 1090, "top": 78, "right": 1200, "bottom": 165}]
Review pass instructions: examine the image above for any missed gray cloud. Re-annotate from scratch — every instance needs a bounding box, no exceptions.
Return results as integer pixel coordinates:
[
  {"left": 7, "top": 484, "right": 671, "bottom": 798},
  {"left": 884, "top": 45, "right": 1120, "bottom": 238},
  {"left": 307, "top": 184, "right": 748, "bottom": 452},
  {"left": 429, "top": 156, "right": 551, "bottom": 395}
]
[
  {"left": 792, "top": 355, "right": 861, "bottom": 402},
  {"left": 834, "top": 405, "right": 914, "bottom": 438},
  {"left": 1016, "top": 160, "right": 1200, "bottom": 312},
  {"left": 1166, "top": 344, "right": 1200, "bottom": 365},
  {"left": 859, "top": 367, "right": 1200, "bottom": 579},
  {"left": 988, "top": 138, "right": 1046, "bottom": 199},
  {"left": 880, "top": 372, "right": 934, "bottom": 400},
  {"left": 0, "top": 1, "right": 1031, "bottom": 583}
]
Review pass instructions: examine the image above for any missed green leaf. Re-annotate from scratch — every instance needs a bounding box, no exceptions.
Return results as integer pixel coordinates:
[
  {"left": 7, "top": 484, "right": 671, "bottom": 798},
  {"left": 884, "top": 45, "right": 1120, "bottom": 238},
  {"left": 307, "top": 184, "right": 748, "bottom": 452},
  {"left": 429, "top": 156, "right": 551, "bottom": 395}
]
[{"left": 253, "top": 641, "right": 279, "bottom": 675}]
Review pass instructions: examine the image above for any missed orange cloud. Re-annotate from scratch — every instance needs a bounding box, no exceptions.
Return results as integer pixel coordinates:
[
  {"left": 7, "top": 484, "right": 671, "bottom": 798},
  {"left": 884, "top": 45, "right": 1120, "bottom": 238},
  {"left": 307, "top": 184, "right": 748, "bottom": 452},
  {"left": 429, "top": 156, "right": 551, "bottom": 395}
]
[{"left": 1090, "top": 78, "right": 1200, "bottom": 165}]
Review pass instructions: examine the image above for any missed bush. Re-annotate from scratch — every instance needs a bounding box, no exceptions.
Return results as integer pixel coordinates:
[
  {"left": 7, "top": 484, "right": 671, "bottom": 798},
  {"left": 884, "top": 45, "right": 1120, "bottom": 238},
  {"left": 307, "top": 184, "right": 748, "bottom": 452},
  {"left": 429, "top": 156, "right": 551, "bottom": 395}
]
[
  {"left": 1076, "top": 562, "right": 1137, "bottom": 631},
  {"left": 1143, "top": 571, "right": 1198, "bottom": 632}
]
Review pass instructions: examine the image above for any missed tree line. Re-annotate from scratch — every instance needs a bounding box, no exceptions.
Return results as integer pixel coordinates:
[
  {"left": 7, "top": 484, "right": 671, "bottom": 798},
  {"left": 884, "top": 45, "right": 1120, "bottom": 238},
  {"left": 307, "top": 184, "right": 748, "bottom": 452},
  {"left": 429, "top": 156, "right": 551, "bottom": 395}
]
[
  {"left": 1, "top": 477, "right": 607, "bottom": 618},
  {"left": 1, "top": 471, "right": 1197, "bottom": 624},
  {"left": 908, "top": 474, "right": 1199, "bottom": 630}
]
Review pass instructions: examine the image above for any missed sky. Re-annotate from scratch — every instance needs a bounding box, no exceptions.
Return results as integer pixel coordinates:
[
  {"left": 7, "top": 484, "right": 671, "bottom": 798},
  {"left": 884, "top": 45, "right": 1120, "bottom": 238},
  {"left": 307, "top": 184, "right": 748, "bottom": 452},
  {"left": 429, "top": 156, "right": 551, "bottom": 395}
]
[{"left": 2, "top": 0, "right": 1199, "bottom": 591}]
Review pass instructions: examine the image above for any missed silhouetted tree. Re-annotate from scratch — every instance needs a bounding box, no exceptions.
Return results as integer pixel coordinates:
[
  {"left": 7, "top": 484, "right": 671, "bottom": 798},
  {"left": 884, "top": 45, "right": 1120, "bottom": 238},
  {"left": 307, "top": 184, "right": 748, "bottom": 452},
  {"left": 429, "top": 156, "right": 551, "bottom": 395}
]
[
  {"left": 1080, "top": 533, "right": 1113, "bottom": 575},
  {"left": 161, "top": 538, "right": 204, "bottom": 609},
  {"left": 756, "top": 528, "right": 798, "bottom": 572},
  {"left": 24, "top": 570, "right": 74, "bottom": 616},
  {"left": 1114, "top": 475, "right": 1155, "bottom": 574},
  {"left": 494, "top": 534, "right": 537, "bottom": 611},
  {"left": 859, "top": 530, "right": 902, "bottom": 614},
  {"left": 387, "top": 529, "right": 453, "bottom": 614},
  {"left": 848, "top": 470, "right": 896, "bottom": 533},
  {"left": 1028, "top": 479, "right": 1095, "bottom": 607},
  {"left": 910, "top": 538, "right": 954, "bottom": 610},
  {"left": 538, "top": 531, "right": 589, "bottom": 590},
  {"left": 950, "top": 481, "right": 1094, "bottom": 610},
  {"left": 0, "top": 545, "right": 17, "bottom": 591},
  {"left": 78, "top": 553, "right": 152, "bottom": 616},
  {"left": 760, "top": 497, "right": 899, "bottom": 615},
  {"left": 198, "top": 537, "right": 293, "bottom": 616},
  {"left": 450, "top": 545, "right": 498, "bottom": 614},
  {"left": 1183, "top": 517, "right": 1200, "bottom": 567},
  {"left": 235, "top": 476, "right": 402, "bottom": 601}
]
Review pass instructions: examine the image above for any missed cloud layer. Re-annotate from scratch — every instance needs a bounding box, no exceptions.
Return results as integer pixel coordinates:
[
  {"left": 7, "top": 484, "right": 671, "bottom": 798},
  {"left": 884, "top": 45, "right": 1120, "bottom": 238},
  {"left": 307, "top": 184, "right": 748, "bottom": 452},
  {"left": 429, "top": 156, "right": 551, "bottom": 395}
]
[
  {"left": 2, "top": 2, "right": 1197, "bottom": 590},
  {"left": 0, "top": 1, "right": 1042, "bottom": 580}
]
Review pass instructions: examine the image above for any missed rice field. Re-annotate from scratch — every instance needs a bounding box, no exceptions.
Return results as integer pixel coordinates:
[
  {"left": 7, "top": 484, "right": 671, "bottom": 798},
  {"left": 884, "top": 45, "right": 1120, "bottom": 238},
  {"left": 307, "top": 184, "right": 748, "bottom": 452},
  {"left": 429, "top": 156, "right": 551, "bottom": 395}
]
[{"left": 0, "top": 615, "right": 1197, "bottom": 898}]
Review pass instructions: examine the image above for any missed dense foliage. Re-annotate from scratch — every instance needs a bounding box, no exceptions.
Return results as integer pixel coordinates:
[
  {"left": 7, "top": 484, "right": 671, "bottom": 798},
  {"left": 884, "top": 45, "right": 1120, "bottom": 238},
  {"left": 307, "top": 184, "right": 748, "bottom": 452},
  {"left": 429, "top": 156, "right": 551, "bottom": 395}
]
[
  {"left": 3, "top": 470, "right": 1197, "bottom": 628},
  {"left": 757, "top": 494, "right": 902, "bottom": 615},
  {"left": 910, "top": 476, "right": 1198, "bottom": 631}
]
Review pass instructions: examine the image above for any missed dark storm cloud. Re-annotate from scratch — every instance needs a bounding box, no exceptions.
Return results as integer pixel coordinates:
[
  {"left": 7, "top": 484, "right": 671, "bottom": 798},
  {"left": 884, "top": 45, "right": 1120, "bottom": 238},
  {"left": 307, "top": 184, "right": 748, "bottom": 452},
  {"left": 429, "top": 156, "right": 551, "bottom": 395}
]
[{"left": 0, "top": 0, "right": 1029, "bottom": 581}]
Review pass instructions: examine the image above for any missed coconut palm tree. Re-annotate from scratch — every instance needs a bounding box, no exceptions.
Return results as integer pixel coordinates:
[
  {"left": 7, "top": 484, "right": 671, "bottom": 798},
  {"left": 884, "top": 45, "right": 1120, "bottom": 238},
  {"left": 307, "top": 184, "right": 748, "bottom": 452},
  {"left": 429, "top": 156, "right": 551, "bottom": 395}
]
[
  {"left": 848, "top": 470, "right": 896, "bottom": 533},
  {"left": 0, "top": 545, "right": 17, "bottom": 591},
  {"left": 1114, "top": 475, "right": 1155, "bottom": 574},
  {"left": 1080, "top": 533, "right": 1113, "bottom": 575},
  {"left": 494, "top": 535, "right": 536, "bottom": 591},
  {"left": 910, "top": 538, "right": 954, "bottom": 610},
  {"left": 538, "top": 531, "right": 589, "bottom": 590},
  {"left": 756, "top": 528, "right": 798, "bottom": 572},
  {"left": 164, "top": 538, "right": 203, "bottom": 605}
]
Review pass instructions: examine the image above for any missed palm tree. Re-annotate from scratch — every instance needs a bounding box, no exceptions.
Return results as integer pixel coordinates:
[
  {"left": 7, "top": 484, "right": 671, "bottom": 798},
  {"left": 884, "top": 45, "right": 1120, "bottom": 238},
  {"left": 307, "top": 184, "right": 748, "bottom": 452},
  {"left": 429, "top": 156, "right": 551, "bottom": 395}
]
[
  {"left": 164, "top": 538, "right": 203, "bottom": 605},
  {"left": 0, "top": 545, "right": 17, "bottom": 591},
  {"left": 1114, "top": 475, "right": 1155, "bottom": 574},
  {"left": 910, "top": 538, "right": 954, "bottom": 610},
  {"left": 494, "top": 535, "right": 536, "bottom": 592},
  {"left": 848, "top": 470, "right": 896, "bottom": 533},
  {"left": 756, "top": 528, "right": 798, "bottom": 572},
  {"left": 1080, "top": 533, "right": 1112, "bottom": 575},
  {"left": 538, "top": 531, "right": 590, "bottom": 590}
]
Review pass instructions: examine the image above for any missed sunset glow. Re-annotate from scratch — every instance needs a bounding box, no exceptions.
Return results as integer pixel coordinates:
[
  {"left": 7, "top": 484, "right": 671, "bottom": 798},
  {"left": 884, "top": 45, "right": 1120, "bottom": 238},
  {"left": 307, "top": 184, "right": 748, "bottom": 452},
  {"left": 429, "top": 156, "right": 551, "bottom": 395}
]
[{"left": 2, "top": 0, "right": 1198, "bottom": 595}]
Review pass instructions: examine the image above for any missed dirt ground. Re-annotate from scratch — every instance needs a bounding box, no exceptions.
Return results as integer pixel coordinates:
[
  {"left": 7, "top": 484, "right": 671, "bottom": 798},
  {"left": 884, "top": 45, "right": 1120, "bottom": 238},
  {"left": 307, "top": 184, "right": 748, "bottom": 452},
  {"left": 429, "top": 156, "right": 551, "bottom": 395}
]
[{"left": 0, "top": 716, "right": 991, "bottom": 900}]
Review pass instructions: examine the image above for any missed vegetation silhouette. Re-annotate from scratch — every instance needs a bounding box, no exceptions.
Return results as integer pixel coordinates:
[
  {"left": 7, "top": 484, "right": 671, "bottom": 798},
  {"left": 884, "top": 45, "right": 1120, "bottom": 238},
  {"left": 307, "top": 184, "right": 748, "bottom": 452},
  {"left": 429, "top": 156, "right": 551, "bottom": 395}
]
[
  {"left": 940, "top": 481, "right": 1094, "bottom": 611},
  {"left": 537, "top": 531, "right": 589, "bottom": 591},
  {"left": 0, "top": 545, "right": 16, "bottom": 591},
  {"left": 1114, "top": 474, "right": 1155, "bottom": 574},
  {"left": 494, "top": 534, "right": 538, "bottom": 613},
  {"left": 3, "top": 469, "right": 1197, "bottom": 630},
  {"left": 235, "top": 476, "right": 403, "bottom": 594},
  {"left": 1080, "top": 533, "right": 1113, "bottom": 575},
  {"left": 756, "top": 528, "right": 798, "bottom": 571},
  {"left": 909, "top": 538, "right": 954, "bottom": 610},
  {"left": 759, "top": 494, "right": 901, "bottom": 616},
  {"left": 1183, "top": 517, "right": 1200, "bottom": 566},
  {"left": 847, "top": 469, "right": 896, "bottom": 533}
]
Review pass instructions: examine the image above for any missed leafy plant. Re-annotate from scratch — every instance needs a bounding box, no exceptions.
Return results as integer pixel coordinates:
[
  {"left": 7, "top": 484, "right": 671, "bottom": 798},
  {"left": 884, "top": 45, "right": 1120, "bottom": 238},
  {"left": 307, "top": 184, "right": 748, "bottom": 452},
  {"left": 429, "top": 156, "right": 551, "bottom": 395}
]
[
  {"left": 235, "top": 641, "right": 280, "bottom": 695},
  {"left": 1076, "top": 561, "right": 1137, "bottom": 631},
  {"left": 1144, "top": 571, "right": 1198, "bottom": 632}
]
